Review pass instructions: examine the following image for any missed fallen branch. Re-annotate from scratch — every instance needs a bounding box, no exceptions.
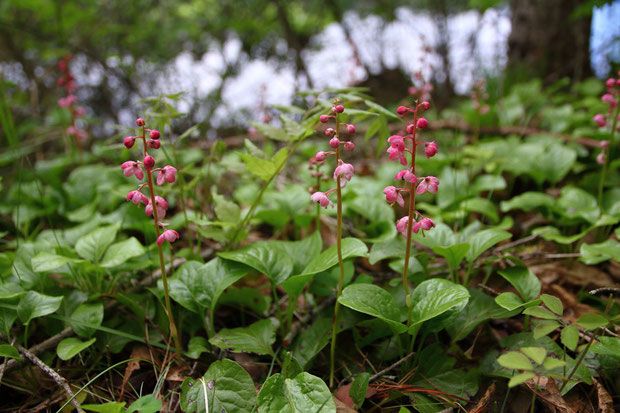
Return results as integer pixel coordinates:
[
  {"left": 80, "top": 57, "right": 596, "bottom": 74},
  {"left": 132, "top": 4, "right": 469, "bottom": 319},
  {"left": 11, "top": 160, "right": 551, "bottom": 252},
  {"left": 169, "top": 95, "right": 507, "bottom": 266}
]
[{"left": 369, "top": 352, "right": 415, "bottom": 383}]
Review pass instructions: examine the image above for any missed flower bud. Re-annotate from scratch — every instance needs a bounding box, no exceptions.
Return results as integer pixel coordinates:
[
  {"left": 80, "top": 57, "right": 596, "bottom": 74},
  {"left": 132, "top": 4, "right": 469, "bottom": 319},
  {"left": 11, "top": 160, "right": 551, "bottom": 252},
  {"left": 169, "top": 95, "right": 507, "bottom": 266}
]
[
  {"left": 147, "top": 139, "right": 161, "bottom": 149},
  {"left": 419, "top": 101, "right": 431, "bottom": 110},
  {"left": 325, "top": 128, "right": 335, "bottom": 136},
  {"left": 320, "top": 114, "right": 329, "bottom": 123},
  {"left": 124, "top": 136, "right": 135, "bottom": 149},
  {"left": 334, "top": 104, "right": 345, "bottom": 113},
  {"left": 593, "top": 114, "right": 607, "bottom": 128},
  {"left": 417, "top": 117, "right": 428, "bottom": 129},
  {"left": 600, "top": 140, "right": 609, "bottom": 149},
  {"left": 136, "top": 117, "right": 146, "bottom": 127},
  {"left": 406, "top": 123, "right": 415, "bottom": 134},
  {"left": 143, "top": 155, "right": 155, "bottom": 171},
  {"left": 397, "top": 106, "right": 408, "bottom": 116},
  {"left": 315, "top": 151, "right": 326, "bottom": 162},
  {"left": 150, "top": 129, "right": 160, "bottom": 139},
  {"left": 343, "top": 141, "right": 355, "bottom": 151},
  {"left": 346, "top": 124, "right": 356, "bottom": 134},
  {"left": 606, "top": 78, "right": 616, "bottom": 89},
  {"left": 329, "top": 137, "right": 340, "bottom": 148}
]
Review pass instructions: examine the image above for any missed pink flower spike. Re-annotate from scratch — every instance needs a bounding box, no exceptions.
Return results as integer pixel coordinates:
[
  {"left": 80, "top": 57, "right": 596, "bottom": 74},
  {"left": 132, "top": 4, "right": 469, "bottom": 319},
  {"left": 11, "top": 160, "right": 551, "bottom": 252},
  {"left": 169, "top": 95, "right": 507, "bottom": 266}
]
[
  {"left": 334, "top": 162, "right": 354, "bottom": 187},
  {"left": 143, "top": 155, "right": 155, "bottom": 171},
  {"left": 320, "top": 114, "right": 329, "bottom": 123},
  {"left": 417, "top": 117, "right": 428, "bottom": 129},
  {"left": 157, "top": 165, "right": 177, "bottom": 185},
  {"left": 136, "top": 118, "right": 146, "bottom": 127},
  {"left": 329, "top": 137, "right": 340, "bottom": 148},
  {"left": 157, "top": 229, "right": 180, "bottom": 246},
  {"left": 126, "top": 190, "right": 148, "bottom": 205},
  {"left": 124, "top": 136, "right": 135, "bottom": 149},
  {"left": 593, "top": 114, "right": 607, "bottom": 127},
  {"left": 346, "top": 124, "right": 356, "bottom": 134},
  {"left": 424, "top": 142, "right": 438, "bottom": 158},
  {"left": 416, "top": 176, "right": 439, "bottom": 194},
  {"left": 396, "top": 216, "right": 410, "bottom": 237},
  {"left": 121, "top": 161, "right": 144, "bottom": 181},
  {"left": 150, "top": 129, "right": 160, "bottom": 139},
  {"left": 383, "top": 186, "right": 405, "bottom": 207},
  {"left": 310, "top": 191, "right": 333, "bottom": 208},
  {"left": 394, "top": 170, "right": 417, "bottom": 183}
]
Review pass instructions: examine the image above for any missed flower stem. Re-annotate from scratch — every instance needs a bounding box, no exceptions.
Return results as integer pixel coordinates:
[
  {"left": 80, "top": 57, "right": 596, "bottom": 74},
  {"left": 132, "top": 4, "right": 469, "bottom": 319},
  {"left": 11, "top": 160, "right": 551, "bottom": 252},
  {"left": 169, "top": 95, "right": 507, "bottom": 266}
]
[
  {"left": 402, "top": 111, "right": 418, "bottom": 326},
  {"left": 330, "top": 118, "right": 345, "bottom": 389},
  {"left": 140, "top": 127, "right": 182, "bottom": 359},
  {"left": 598, "top": 104, "right": 620, "bottom": 205}
]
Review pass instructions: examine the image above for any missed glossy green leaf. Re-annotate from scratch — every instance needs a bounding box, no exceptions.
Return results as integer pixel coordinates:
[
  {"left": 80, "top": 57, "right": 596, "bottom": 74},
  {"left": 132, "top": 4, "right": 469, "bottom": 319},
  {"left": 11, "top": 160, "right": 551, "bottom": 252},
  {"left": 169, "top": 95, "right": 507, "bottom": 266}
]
[
  {"left": 187, "top": 336, "right": 210, "bottom": 359},
  {"left": 210, "top": 318, "right": 278, "bottom": 355},
  {"left": 127, "top": 395, "right": 162, "bottom": 413},
  {"left": 17, "top": 291, "right": 63, "bottom": 324},
  {"left": 533, "top": 320, "right": 561, "bottom": 339},
  {"left": 339, "top": 284, "right": 406, "bottom": 334},
  {"left": 577, "top": 313, "right": 608, "bottom": 330},
  {"left": 497, "top": 266, "right": 541, "bottom": 302},
  {"left": 579, "top": 240, "right": 620, "bottom": 265},
  {"left": 0, "top": 344, "right": 19, "bottom": 359},
  {"left": 57, "top": 337, "right": 96, "bottom": 360},
  {"left": 409, "top": 279, "right": 470, "bottom": 329},
  {"left": 557, "top": 186, "right": 599, "bottom": 223},
  {"left": 70, "top": 302, "right": 104, "bottom": 338},
  {"left": 466, "top": 229, "right": 511, "bottom": 263},
  {"left": 257, "top": 372, "right": 336, "bottom": 413},
  {"left": 591, "top": 337, "right": 620, "bottom": 358},
  {"left": 543, "top": 358, "right": 566, "bottom": 370},
  {"left": 31, "top": 252, "right": 83, "bottom": 272},
  {"left": 500, "top": 192, "right": 555, "bottom": 213},
  {"left": 75, "top": 225, "right": 119, "bottom": 262},
  {"left": 432, "top": 243, "right": 470, "bottom": 270},
  {"left": 292, "top": 316, "right": 331, "bottom": 368},
  {"left": 180, "top": 359, "right": 256, "bottom": 413},
  {"left": 540, "top": 294, "right": 563, "bottom": 316},
  {"left": 350, "top": 372, "right": 370, "bottom": 408},
  {"left": 523, "top": 306, "right": 557, "bottom": 320},
  {"left": 560, "top": 325, "right": 579, "bottom": 351},
  {"left": 497, "top": 351, "right": 533, "bottom": 370},
  {"left": 100, "top": 237, "right": 145, "bottom": 267},
  {"left": 219, "top": 242, "right": 294, "bottom": 285},
  {"left": 0, "top": 283, "right": 25, "bottom": 299},
  {"left": 495, "top": 292, "right": 524, "bottom": 311},
  {"left": 521, "top": 347, "right": 546, "bottom": 365},
  {"left": 82, "top": 402, "right": 126, "bottom": 413}
]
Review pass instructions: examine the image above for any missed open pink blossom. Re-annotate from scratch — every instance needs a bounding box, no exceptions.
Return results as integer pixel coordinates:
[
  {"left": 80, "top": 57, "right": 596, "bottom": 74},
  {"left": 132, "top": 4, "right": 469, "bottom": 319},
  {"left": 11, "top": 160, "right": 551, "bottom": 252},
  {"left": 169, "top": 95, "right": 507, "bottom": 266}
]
[
  {"left": 596, "top": 152, "right": 606, "bottom": 165},
  {"left": 593, "top": 114, "right": 607, "bottom": 128},
  {"left": 413, "top": 217, "right": 435, "bottom": 233},
  {"left": 157, "top": 165, "right": 177, "bottom": 185},
  {"left": 121, "top": 161, "right": 144, "bottom": 180},
  {"left": 383, "top": 186, "right": 405, "bottom": 207},
  {"left": 157, "top": 229, "right": 179, "bottom": 246},
  {"left": 416, "top": 176, "right": 439, "bottom": 194},
  {"left": 388, "top": 135, "right": 405, "bottom": 151},
  {"left": 387, "top": 146, "right": 407, "bottom": 166},
  {"left": 424, "top": 142, "right": 438, "bottom": 158},
  {"left": 394, "top": 170, "right": 417, "bottom": 184},
  {"left": 333, "top": 162, "right": 354, "bottom": 187},
  {"left": 310, "top": 191, "right": 333, "bottom": 208},
  {"left": 145, "top": 196, "right": 169, "bottom": 218},
  {"left": 396, "top": 216, "right": 410, "bottom": 237},
  {"left": 127, "top": 190, "right": 148, "bottom": 205}
]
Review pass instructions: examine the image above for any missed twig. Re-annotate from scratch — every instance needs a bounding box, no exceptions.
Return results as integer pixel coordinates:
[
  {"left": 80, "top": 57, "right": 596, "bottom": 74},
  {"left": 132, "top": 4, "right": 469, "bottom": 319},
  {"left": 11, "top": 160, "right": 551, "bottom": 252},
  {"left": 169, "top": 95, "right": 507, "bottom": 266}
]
[
  {"left": 589, "top": 287, "right": 620, "bottom": 297},
  {"left": 283, "top": 297, "right": 335, "bottom": 346},
  {"left": 13, "top": 341, "right": 86, "bottom": 413},
  {"left": 494, "top": 234, "right": 539, "bottom": 252},
  {"left": 369, "top": 352, "right": 415, "bottom": 383}
]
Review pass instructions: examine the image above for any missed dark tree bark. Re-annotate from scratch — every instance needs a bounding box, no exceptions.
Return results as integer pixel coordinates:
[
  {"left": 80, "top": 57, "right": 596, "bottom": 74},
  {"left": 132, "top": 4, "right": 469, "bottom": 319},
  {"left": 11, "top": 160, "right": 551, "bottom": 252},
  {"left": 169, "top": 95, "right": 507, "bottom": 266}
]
[{"left": 507, "top": 0, "right": 592, "bottom": 83}]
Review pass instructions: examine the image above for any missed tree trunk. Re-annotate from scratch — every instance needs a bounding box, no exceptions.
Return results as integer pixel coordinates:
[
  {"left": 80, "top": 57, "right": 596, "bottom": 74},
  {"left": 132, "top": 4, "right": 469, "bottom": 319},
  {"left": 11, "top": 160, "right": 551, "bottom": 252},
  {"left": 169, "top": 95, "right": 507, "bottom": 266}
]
[{"left": 507, "top": 0, "right": 592, "bottom": 83}]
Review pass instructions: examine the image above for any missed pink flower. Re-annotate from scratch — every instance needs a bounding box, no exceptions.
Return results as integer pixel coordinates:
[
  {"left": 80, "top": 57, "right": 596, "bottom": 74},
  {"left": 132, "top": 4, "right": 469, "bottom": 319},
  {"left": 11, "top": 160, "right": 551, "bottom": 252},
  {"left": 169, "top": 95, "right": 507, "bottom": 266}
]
[
  {"left": 150, "top": 129, "right": 160, "bottom": 139},
  {"left": 315, "top": 151, "right": 327, "bottom": 162},
  {"left": 74, "top": 106, "right": 86, "bottom": 117},
  {"left": 145, "top": 196, "right": 169, "bottom": 218},
  {"left": 424, "top": 142, "right": 438, "bottom": 158},
  {"left": 395, "top": 170, "right": 417, "bottom": 183},
  {"left": 329, "top": 138, "right": 340, "bottom": 148},
  {"left": 58, "top": 95, "right": 76, "bottom": 108},
  {"left": 593, "top": 114, "right": 607, "bottom": 128},
  {"left": 600, "top": 140, "right": 609, "bottom": 149},
  {"left": 136, "top": 118, "right": 146, "bottom": 127},
  {"left": 334, "top": 162, "right": 354, "bottom": 187},
  {"left": 121, "top": 161, "right": 144, "bottom": 180},
  {"left": 387, "top": 146, "right": 407, "bottom": 166},
  {"left": 157, "top": 165, "right": 177, "bottom": 185},
  {"left": 602, "top": 94, "right": 617, "bottom": 107},
  {"left": 606, "top": 78, "right": 615, "bottom": 89},
  {"left": 320, "top": 114, "right": 329, "bottom": 123},
  {"left": 383, "top": 186, "right": 405, "bottom": 207},
  {"left": 346, "top": 124, "right": 356, "bottom": 134},
  {"left": 157, "top": 229, "right": 180, "bottom": 246},
  {"left": 417, "top": 117, "right": 428, "bottom": 129},
  {"left": 416, "top": 176, "right": 439, "bottom": 194},
  {"left": 396, "top": 216, "right": 410, "bottom": 237},
  {"left": 419, "top": 101, "right": 431, "bottom": 110},
  {"left": 325, "top": 128, "right": 336, "bottom": 136},
  {"left": 397, "top": 106, "right": 408, "bottom": 116},
  {"left": 343, "top": 141, "right": 355, "bottom": 152},
  {"left": 126, "top": 190, "right": 148, "bottom": 205},
  {"left": 124, "top": 136, "right": 136, "bottom": 149},
  {"left": 147, "top": 139, "right": 161, "bottom": 149},
  {"left": 334, "top": 104, "right": 345, "bottom": 113},
  {"left": 311, "top": 191, "right": 333, "bottom": 208},
  {"left": 413, "top": 217, "right": 435, "bottom": 233},
  {"left": 388, "top": 135, "right": 405, "bottom": 151},
  {"left": 596, "top": 152, "right": 606, "bottom": 165},
  {"left": 143, "top": 155, "right": 155, "bottom": 171},
  {"left": 406, "top": 123, "right": 415, "bottom": 134}
]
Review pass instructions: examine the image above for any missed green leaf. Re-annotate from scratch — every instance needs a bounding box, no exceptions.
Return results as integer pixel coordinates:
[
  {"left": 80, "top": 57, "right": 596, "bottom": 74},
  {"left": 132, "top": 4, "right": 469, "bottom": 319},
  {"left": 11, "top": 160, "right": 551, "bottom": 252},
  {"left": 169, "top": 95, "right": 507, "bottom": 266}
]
[
  {"left": 495, "top": 292, "right": 524, "bottom": 311},
  {"left": 82, "top": 402, "right": 126, "bottom": 413},
  {"left": 127, "top": 395, "right": 162, "bottom": 413},
  {"left": 432, "top": 243, "right": 470, "bottom": 270},
  {"left": 292, "top": 316, "right": 331, "bottom": 368},
  {"left": 557, "top": 186, "right": 599, "bottom": 223},
  {"left": 100, "top": 237, "right": 145, "bottom": 267},
  {"left": 0, "top": 344, "right": 19, "bottom": 359},
  {"left": 187, "top": 336, "right": 210, "bottom": 359},
  {"left": 523, "top": 306, "right": 557, "bottom": 320},
  {"left": 338, "top": 284, "right": 406, "bottom": 334},
  {"left": 577, "top": 313, "right": 608, "bottom": 330},
  {"left": 409, "top": 279, "right": 470, "bottom": 330},
  {"left": 168, "top": 259, "right": 249, "bottom": 315},
  {"left": 466, "top": 229, "right": 511, "bottom": 263},
  {"left": 213, "top": 193, "right": 240, "bottom": 223},
  {"left": 497, "top": 351, "right": 533, "bottom": 370},
  {"left": 533, "top": 320, "right": 561, "bottom": 339},
  {"left": 31, "top": 252, "right": 83, "bottom": 272},
  {"left": 591, "top": 337, "right": 620, "bottom": 358},
  {"left": 75, "top": 225, "right": 119, "bottom": 262},
  {"left": 521, "top": 347, "right": 546, "bottom": 365},
  {"left": 282, "top": 238, "right": 367, "bottom": 297},
  {"left": 461, "top": 198, "right": 500, "bottom": 223},
  {"left": 497, "top": 266, "right": 541, "bottom": 302},
  {"left": 257, "top": 372, "right": 336, "bottom": 413},
  {"left": 275, "top": 231, "right": 323, "bottom": 275},
  {"left": 349, "top": 372, "right": 370, "bottom": 407},
  {"left": 210, "top": 318, "right": 278, "bottom": 355},
  {"left": 0, "top": 283, "right": 25, "bottom": 299},
  {"left": 219, "top": 242, "right": 294, "bottom": 285},
  {"left": 579, "top": 240, "right": 620, "bottom": 265},
  {"left": 250, "top": 122, "right": 289, "bottom": 142},
  {"left": 239, "top": 152, "right": 277, "bottom": 181},
  {"left": 560, "top": 325, "right": 579, "bottom": 351},
  {"left": 57, "top": 337, "right": 96, "bottom": 360},
  {"left": 447, "top": 289, "right": 514, "bottom": 341},
  {"left": 17, "top": 291, "right": 63, "bottom": 324},
  {"left": 0, "top": 307, "right": 17, "bottom": 337},
  {"left": 500, "top": 192, "right": 556, "bottom": 213},
  {"left": 70, "top": 302, "right": 104, "bottom": 338},
  {"left": 508, "top": 372, "right": 535, "bottom": 387},
  {"left": 540, "top": 294, "right": 563, "bottom": 316},
  {"left": 180, "top": 359, "right": 256, "bottom": 413},
  {"left": 543, "top": 358, "right": 566, "bottom": 370}
]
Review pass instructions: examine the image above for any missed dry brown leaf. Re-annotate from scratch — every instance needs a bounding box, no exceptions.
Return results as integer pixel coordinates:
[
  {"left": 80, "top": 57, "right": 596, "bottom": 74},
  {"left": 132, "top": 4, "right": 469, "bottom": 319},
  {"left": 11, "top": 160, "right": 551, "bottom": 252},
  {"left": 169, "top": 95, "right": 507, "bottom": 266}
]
[
  {"left": 165, "top": 366, "right": 187, "bottom": 383},
  {"left": 469, "top": 382, "right": 496, "bottom": 413},
  {"left": 525, "top": 377, "right": 575, "bottom": 413},
  {"left": 334, "top": 396, "right": 358, "bottom": 413},
  {"left": 119, "top": 345, "right": 152, "bottom": 400},
  {"left": 233, "top": 352, "right": 267, "bottom": 381},
  {"left": 531, "top": 262, "right": 614, "bottom": 289},
  {"left": 593, "top": 377, "right": 614, "bottom": 413}
]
